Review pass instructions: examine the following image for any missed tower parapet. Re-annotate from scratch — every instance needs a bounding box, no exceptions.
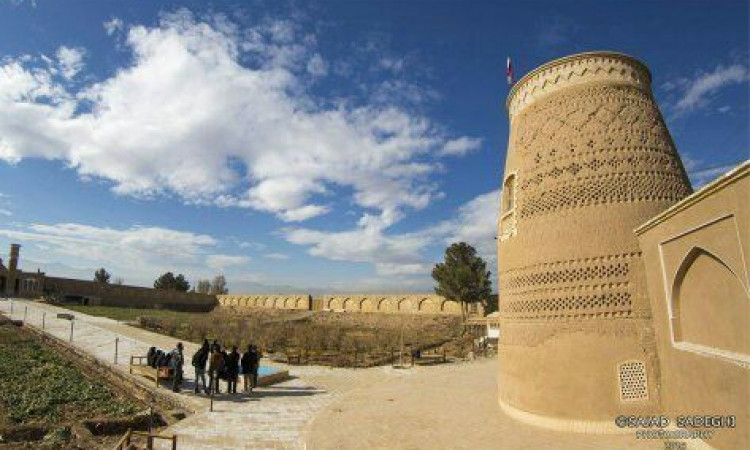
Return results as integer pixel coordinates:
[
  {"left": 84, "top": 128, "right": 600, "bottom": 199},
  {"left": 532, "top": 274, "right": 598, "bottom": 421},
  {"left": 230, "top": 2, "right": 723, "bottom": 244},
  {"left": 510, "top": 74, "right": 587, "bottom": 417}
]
[{"left": 497, "top": 52, "right": 692, "bottom": 431}]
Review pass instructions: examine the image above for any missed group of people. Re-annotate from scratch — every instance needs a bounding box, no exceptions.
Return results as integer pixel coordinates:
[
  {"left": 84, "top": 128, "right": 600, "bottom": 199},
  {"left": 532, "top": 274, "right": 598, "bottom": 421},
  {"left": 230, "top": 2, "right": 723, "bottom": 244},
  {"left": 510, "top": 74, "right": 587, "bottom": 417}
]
[
  {"left": 146, "top": 343, "right": 186, "bottom": 393},
  {"left": 147, "top": 340, "right": 262, "bottom": 394},
  {"left": 190, "top": 339, "right": 263, "bottom": 395}
]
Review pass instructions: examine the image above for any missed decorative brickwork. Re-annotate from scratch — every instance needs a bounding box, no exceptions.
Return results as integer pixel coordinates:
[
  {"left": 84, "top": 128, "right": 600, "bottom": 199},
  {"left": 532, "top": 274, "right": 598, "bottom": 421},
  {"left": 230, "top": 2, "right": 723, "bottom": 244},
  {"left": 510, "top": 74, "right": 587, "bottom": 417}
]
[
  {"left": 497, "top": 52, "right": 692, "bottom": 425},
  {"left": 617, "top": 360, "right": 649, "bottom": 402}
]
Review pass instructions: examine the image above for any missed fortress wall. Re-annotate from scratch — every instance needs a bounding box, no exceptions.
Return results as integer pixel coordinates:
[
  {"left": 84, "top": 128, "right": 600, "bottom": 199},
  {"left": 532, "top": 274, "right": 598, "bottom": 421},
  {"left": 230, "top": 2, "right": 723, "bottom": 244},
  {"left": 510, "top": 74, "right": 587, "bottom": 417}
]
[
  {"left": 216, "top": 293, "right": 477, "bottom": 316},
  {"left": 320, "top": 294, "right": 467, "bottom": 315},
  {"left": 216, "top": 294, "right": 311, "bottom": 310},
  {"left": 44, "top": 276, "right": 217, "bottom": 312},
  {"left": 498, "top": 52, "right": 692, "bottom": 426}
]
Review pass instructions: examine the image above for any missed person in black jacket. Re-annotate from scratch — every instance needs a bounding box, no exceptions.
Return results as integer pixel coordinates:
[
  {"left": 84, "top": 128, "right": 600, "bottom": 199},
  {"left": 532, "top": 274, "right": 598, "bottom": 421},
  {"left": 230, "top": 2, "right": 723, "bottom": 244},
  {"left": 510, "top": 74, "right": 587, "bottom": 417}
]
[
  {"left": 249, "top": 345, "right": 261, "bottom": 390},
  {"left": 191, "top": 342, "right": 210, "bottom": 394},
  {"left": 241, "top": 345, "right": 253, "bottom": 392},
  {"left": 226, "top": 346, "right": 241, "bottom": 394}
]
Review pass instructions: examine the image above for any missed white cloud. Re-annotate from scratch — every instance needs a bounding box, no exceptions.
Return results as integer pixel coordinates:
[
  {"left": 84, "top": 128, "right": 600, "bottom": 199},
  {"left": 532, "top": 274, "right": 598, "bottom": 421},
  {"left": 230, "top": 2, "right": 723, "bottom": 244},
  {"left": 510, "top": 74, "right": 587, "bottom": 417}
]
[
  {"left": 440, "top": 189, "right": 499, "bottom": 262},
  {"left": 0, "top": 208, "right": 11, "bottom": 216},
  {"left": 439, "top": 136, "right": 483, "bottom": 156},
  {"left": 670, "top": 64, "right": 748, "bottom": 116},
  {"left": 283, "top": 189, "right": 499, "bottom": 277},
  {"left": 0, "top": 11, "right": 476, "bottom": 227},
  {"left": 0, "top": 222, "right": 218, "bottom": 282},
  {"left": 103, "top": 18, "right": 124, "bottom": 35},
  {"left": 56, "top": 46, "right": 85, "bottom": 80},
  {"left": 306, "top": 53, "right": 328, "bottom": 77},
  {"left": 680, "top": 154, "right": 743, "bottom": 188},
  {"left": 264, "top": 253, "right": 289, "bottom": 260},
  {"left": 206, "top": 254, "right": 251, "bottom": 270}
]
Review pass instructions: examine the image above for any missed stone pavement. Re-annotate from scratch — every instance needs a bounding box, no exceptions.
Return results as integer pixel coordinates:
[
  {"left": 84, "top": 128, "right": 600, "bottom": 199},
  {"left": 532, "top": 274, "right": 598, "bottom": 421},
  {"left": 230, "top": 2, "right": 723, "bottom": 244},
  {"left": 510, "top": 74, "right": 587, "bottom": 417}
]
[{"left": 0, "top": 299, "right": 407, "bottom": 449}]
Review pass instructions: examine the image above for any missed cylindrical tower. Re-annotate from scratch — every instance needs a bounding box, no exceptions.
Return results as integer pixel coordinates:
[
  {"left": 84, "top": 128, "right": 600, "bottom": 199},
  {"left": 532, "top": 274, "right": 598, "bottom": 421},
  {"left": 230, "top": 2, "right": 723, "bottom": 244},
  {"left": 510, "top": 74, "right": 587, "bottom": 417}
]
[
  {"left": 8, "top": 244, "right": 20, "bottom": 272},
  {"left": 497, "top": 52, "right": 692, "bottom": 431}
]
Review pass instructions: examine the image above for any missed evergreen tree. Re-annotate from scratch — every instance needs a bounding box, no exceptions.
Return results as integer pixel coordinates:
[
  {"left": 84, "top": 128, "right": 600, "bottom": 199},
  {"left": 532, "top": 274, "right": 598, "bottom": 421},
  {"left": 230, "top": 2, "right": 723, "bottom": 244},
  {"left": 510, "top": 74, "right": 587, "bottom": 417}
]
[
  {"left": 153, "top": 272, "right": 190, "bottom": 292},
  {"left": 431, "top": 242, "right": 492, "bottom": 320},
  {"left": 94, "top": 268, "right": 111, "bottom": 284}
]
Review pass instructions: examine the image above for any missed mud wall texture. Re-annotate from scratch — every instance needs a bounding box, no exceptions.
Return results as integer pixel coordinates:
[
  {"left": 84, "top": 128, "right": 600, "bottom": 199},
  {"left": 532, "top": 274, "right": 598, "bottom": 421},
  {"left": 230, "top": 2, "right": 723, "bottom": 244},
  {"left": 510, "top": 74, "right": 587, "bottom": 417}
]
[
  {"left": 44, "top": 276, "right": 217, "bottom": 312},
  {"left": 636, "top": 163, "right": 749, "bottom": 450},
  {"left": 497, "top": 52, "right": 692, "bottom": 428}
]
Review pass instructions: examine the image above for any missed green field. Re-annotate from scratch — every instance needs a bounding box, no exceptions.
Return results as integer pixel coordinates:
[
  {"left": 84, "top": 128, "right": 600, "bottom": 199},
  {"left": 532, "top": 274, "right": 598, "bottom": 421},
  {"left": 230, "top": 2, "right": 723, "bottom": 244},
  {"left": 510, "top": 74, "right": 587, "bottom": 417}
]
[
  {"left": 61, "top": 304, "right": 207, "bottom": 322},
  {"left": 0, "top": 321, "right": 140, "bottom": 425}
]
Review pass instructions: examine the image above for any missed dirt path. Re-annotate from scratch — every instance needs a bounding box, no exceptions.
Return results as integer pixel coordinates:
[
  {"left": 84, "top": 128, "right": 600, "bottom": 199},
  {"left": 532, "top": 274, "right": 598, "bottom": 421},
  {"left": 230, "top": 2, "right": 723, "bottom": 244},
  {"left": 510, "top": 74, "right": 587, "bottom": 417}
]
[
  {"left": 3, "top": 300, "right": 669, "bottom": 449},
  {"left": 306, "top": 357, "right": 661, "bottom": 450}
]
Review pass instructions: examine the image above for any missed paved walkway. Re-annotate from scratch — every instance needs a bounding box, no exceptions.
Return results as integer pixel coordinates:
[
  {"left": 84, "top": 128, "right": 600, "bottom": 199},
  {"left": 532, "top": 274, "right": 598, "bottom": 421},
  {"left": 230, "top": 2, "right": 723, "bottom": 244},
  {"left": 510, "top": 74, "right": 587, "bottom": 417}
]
[
  {"left": 0, "top": 299, "right": 683, "bottom": 450},
  {"left": 0, "top": 299, "right": 404, "bottom": 449}
]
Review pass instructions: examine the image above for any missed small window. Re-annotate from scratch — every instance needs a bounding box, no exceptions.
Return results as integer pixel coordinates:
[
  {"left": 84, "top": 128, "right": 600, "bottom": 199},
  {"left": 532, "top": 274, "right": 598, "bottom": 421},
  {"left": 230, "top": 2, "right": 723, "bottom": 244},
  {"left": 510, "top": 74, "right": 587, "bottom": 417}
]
[{"left": 502, "top": 174, "right": 516, "bottom": 213}]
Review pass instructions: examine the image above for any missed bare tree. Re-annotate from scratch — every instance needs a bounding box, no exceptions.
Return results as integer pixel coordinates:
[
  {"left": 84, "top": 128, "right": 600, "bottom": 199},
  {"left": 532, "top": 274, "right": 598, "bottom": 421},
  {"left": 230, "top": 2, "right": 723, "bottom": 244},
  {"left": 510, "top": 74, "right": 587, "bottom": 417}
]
[
  {"left": 196, "top": 279, "right": 211, "bottom": 294},
  {"left": 210, "top": 275, "right": 228, "bottom": 295}
]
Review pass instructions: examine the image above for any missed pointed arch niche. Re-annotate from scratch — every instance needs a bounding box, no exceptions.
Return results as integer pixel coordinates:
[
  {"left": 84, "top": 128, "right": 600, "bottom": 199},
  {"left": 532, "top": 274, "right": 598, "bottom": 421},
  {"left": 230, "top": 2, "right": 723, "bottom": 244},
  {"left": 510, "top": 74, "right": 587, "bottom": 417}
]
[{"left": 671, "top": 246, "right": 749, "bottom": 357}]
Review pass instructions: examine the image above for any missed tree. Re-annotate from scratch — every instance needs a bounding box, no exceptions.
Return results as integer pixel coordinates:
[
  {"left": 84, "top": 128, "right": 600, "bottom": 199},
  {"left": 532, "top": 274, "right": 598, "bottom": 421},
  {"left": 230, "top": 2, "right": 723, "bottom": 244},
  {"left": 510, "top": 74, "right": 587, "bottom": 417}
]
[
  {"left": 210, "top": 275, "right": 228, "bottom": 295},
  {"left": 431, "top": 242, "right": 492, "bottom": 320},
  {"left": 94, "top": 268, "right": 111, "bottom": 284},
  {"left": 195, "top": 279, "right": 211, "bottom": 294},
  {"left": 153, "top": 272, "right": 190, "bottom": 292}
]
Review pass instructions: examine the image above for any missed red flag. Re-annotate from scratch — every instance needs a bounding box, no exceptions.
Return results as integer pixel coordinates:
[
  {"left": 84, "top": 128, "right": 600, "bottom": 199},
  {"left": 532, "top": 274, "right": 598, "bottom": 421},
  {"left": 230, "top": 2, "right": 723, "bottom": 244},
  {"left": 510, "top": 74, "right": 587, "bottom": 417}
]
[{"left": 507, "top": 56, "right": 513, "bottom": 86}]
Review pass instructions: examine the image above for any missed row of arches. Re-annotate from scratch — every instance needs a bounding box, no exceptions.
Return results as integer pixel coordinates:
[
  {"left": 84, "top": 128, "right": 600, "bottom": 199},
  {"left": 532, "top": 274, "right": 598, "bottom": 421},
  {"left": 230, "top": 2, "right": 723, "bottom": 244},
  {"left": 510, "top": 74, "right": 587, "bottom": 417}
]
[
  {"left": 324, "top": 296, "right": 462, "bottom": 314},
  {"left": 219, "top": 295, "right": 310, "bottom": 310}
]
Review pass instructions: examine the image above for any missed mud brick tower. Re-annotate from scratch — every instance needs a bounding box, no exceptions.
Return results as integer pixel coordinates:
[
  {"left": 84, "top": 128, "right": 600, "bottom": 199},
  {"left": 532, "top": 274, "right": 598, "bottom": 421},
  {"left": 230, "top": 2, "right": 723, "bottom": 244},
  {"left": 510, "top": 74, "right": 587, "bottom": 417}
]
[{"left": 497, "top": 52, "right": 692, "bottom": 431}]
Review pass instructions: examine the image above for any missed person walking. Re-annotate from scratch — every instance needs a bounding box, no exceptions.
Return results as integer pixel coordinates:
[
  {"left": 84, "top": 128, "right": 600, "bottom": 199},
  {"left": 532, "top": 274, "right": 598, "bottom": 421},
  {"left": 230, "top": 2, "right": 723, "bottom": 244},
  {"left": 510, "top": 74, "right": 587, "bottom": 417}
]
[
  {"left": 226, "top": 346, "right": 241, "bottom": 394},
  {"left": 241, "top": 345, "right": 253, "bottom": 392},
  {"left": 170, "top": 342, "right": 184, "bottom": 393},
  {"left": 191, "top": 342, "right": 209, "bottom": 394},
  {"left": 208, "top": 346, "right": 225, "bottom": 394}
]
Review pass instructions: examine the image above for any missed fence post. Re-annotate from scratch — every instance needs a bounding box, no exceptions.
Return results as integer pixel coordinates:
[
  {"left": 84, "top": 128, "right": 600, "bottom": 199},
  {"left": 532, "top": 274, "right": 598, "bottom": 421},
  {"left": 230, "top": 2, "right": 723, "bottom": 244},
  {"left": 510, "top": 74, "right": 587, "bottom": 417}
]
[
  {"left": 69, "top": 320, "right": 74, "bottom": 342},
  {"left": 24, "top": 306, "right": 27, "bottom": 322},
  {"left": 9, "top": 300, "right": 13, "bottom": 317},
  {"left": 42, "top": 312, "right": 45, "bottom": 330},
  {"left": 172, "top": 435, "right": 177, "bottom": 450},
  {"left": 115, "top": 337, "right": 119, "bottom": 364}
]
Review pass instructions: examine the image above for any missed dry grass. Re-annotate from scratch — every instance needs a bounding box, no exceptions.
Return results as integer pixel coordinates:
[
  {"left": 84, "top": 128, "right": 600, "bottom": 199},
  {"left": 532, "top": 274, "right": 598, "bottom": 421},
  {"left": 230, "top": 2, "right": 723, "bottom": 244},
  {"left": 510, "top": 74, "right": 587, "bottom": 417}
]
[{"left": 137, "top": 308, "right": 470, "bottom": 367}]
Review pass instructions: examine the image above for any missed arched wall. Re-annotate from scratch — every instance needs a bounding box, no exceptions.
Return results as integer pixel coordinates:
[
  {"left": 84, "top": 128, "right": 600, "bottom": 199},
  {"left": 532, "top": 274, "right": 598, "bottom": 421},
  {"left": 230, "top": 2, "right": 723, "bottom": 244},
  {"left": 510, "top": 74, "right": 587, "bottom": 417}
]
[
  {"left": 217, "top": 294, "right": 472, "bottom": 315},
  {"left": 217, "top": 294, "right": 311, "bottom": 310},
  {"left": 671, "top": 247, "right": 749, "bottom": 356}
]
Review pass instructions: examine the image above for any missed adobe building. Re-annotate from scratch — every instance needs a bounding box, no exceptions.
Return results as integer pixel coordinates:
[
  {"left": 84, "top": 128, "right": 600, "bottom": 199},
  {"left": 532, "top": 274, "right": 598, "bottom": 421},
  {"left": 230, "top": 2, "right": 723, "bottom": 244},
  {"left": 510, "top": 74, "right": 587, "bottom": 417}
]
[
  {"left": 0, "top": 244, "right": 45, "bottom": 297},
  {"left": 497, "top": 51, "right": 747, "bottom": 449},
  {"left": 0, "top": 244, "right": 216, "bottom": 311},
  {"left": 635, "top": 163, "right": 748, "bottom": 450},
  {"left": 1, "top": 244, "right": 477, "bottom": 316}
]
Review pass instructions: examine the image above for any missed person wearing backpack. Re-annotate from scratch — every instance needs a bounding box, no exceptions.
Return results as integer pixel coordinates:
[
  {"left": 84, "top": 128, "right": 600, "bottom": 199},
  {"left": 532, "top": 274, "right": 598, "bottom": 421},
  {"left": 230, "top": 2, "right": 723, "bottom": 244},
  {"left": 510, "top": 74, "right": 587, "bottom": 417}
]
[{"left": 191, "top": 342, "right": 209, "bottom": 394}]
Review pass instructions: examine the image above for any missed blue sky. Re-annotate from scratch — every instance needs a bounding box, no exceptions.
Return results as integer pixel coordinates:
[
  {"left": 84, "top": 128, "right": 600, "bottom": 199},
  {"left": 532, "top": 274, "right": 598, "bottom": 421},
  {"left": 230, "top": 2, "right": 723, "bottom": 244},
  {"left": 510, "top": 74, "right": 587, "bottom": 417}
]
[{"left": 0, "top": 0, "right": 747, "bottom": 293}]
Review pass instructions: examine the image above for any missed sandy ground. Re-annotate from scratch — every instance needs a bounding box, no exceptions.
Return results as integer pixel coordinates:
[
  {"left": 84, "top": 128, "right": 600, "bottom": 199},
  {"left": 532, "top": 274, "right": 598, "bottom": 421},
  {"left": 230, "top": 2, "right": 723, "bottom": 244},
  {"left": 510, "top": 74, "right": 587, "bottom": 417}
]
[
  {"left": 3, "top": 300, "right": 670, "bottom": 450},
  {"left": 305, "top": 358, "right": 660, "bottom": 450}
]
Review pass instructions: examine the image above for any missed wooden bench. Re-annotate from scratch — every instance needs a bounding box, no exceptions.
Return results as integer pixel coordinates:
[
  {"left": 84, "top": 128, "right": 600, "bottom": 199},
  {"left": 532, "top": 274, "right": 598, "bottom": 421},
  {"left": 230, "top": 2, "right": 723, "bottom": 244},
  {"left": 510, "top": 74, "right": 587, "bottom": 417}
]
[
  {"left": 129, "top": 356, "right": 173, "bottom": 387},
  {"left": 414, "top": 347, "right": 448, "bottom": 366},
  {"left": 285, "top": 347, "right": 303, "bottom": 364}
]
